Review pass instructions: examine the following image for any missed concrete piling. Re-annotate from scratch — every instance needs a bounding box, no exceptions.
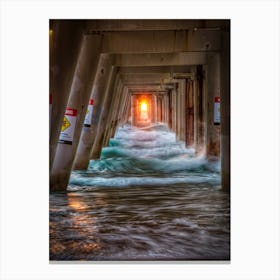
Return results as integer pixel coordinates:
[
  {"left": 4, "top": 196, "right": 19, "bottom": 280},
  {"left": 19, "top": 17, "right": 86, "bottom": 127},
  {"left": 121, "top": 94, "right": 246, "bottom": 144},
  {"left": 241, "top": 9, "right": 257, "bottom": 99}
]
[
  {"left": 50, "top": 34, "right": 102, "bottom": 191},
  {"left": 73, "top": 54, "right": 114, "bottom": 170},
  {"left": 90, "top": 68, "right": 118, "bottom": 159},
  {"left": 185, "top": 79, "right": 194, "bottom": 147},
  {"left": 49, "top": 20, "right": 85, "bottom": 171},
  {"left": 205, "top": 53, "right": 221, "bottom": 159},
  {"left": 220, "top": 29, "right": 230, "bottom": 192}
]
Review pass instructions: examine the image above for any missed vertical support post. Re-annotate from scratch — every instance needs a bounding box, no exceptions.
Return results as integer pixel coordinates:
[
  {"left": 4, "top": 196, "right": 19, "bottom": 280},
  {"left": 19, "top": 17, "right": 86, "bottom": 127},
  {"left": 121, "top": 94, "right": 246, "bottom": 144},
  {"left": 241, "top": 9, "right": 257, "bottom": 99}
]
[
  {"left": 154, "top": 94, "right": 157, "bottom": 123},
  {"left": 49, "top": 20, "right": 84, "bottom": 171},
  {"left": 72, "top": 54, "right": 114, "bottom": 170},
  {"left": 168, "top": 90, "right": 173, "bottom": 129},
  {"left": 50, "top": 34, "right": 101, "bottom": 191},
  {"left": 202, "top": 65, "right": 208, "bottom": 154},
  {"left": 185, "top": 79, "right": 194, "bottom": 147},
  {"left": 102, "top": 75, "right": 121, "bottom": 147},
  {"left": 199, "top": 65, "right": 205, "bottom": 154},
  {"left": 194, "top": 65, "right": 205, "bottom": 155},
  {"left": 192, "top": 67, "right": 198, "bottom": 148},
  {"left": 119, "top": 87, "right": 130, "bottom": 125},
  {"left": 157, "top": 95, "right": 162, "bottom": 123},
  {"left": 220, "top": 28, "right": 230, "bottom": 192},
  {"left": 122, "top": 89, "right": 131, "bottom": 124},
  {"left": 172, "top": 88, "right": 177, "bottom": 132},
  {"left": 90, "top": 68, "right": 118, "bottom": 159},
  {"left": 164, "top": 93, "right": 170, "bottom": 127},
  {"left": 205, "top": 52, "right": 221, "bottom": 159},
  {"left": 192, "top": 65, "right": 204, "bottom": 155},
  {"left": 178, "top": 79, "right": 186, "bottom": 141},
  {"left": 131, "top": 94, "right": 137, "bottom": 126},
  {"left": 150, "top": 94, "right": 155, "bottom": 123},
  {"left": 108, "top": 83, "right": 125, "bottom": 141},
  {"left": 102, "top": 78, "right": 123, "bottom": 147},
  {"left": 176, "top": 82, "right": 180, "bottom": 137}
]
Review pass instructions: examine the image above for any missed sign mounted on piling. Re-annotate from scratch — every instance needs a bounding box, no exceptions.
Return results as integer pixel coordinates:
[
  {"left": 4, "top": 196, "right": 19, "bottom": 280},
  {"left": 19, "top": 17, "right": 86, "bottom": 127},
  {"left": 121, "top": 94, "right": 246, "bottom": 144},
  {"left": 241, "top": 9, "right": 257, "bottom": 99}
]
[
  {"left": 84, "top": 99, "right": 94, "bottom": 127},
  {"left": 214, "top": 97, "right": 220, "bottom": 125},
  {"left": 58, "top": 108, "right": 77, "bottom": 145}
]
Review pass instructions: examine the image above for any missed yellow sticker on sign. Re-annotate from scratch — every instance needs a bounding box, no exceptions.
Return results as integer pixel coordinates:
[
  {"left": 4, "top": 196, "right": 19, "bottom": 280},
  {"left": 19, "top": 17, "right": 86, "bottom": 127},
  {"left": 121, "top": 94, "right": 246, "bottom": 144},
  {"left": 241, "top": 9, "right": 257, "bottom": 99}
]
[
  {"left": 61, "top": 116, "right": 71, "bottom": 132},
  {"left": 59, "top": 108, "right": 77, "bottom": 145}
]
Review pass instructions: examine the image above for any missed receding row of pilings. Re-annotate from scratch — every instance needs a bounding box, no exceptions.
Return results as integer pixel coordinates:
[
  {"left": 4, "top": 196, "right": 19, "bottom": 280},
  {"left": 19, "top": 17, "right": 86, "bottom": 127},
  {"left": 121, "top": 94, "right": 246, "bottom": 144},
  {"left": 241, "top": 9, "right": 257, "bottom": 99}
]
[{"left": 49, "top": 20, "right": 230, "bottom": 192}]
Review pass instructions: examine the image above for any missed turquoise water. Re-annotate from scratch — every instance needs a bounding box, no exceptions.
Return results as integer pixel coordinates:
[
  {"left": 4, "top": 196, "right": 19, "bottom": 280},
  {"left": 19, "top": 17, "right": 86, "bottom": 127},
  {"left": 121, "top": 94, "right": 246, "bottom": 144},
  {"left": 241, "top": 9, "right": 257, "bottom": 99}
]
[
  {"left": 69, "top": 124, "right": 221, "bottom": 189},
  {"left": 50, "top": 124, "right": 230, "bottom": 260}
]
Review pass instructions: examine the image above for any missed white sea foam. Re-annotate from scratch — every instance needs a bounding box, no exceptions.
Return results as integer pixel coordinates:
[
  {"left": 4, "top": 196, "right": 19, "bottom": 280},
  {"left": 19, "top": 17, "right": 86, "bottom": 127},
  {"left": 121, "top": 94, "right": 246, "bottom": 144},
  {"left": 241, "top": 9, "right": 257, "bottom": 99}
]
[{"left": 69, "top": 123, "right": 221, "bottom": 188}]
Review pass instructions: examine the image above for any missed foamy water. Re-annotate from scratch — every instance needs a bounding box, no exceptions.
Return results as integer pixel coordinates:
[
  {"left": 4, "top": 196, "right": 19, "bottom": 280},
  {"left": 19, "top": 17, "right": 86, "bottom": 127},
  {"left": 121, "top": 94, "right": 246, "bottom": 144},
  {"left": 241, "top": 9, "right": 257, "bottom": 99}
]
[
  {"left": 69, "top": 124, "right": 221, "bottom": 189},
  {"left": 50, "top": 123, "right": 229, "bottom": 261}
]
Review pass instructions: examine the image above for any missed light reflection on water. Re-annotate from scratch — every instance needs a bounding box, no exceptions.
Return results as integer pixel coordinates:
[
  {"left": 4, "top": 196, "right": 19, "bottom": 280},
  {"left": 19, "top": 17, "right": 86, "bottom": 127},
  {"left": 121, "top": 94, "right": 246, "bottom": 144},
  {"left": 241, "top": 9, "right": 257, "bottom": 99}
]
[{"left": 49, "top": 124, "right": 230, "bottom": 261}]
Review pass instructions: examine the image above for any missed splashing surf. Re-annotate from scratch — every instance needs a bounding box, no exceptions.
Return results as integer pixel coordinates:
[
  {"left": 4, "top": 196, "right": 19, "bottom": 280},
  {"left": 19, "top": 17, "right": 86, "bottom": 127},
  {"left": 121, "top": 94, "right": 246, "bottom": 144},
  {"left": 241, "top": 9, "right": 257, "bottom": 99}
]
[{"left": 69, "top": 123, "right": 221, "bottom": 190}]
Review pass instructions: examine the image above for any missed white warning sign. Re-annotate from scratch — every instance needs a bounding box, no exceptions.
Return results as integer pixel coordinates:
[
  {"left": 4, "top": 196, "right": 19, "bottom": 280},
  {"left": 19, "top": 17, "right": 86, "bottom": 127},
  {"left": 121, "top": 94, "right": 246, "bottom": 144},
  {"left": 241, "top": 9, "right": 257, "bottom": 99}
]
[
  {"left": 59, "top": 108, "right": 77, "bottom": 145},
  {"left": 84, "top": 99, "right": 94, "bottom": 127},
  {"left": 214, "top": 97, "right": 220, "bottom": 125}
]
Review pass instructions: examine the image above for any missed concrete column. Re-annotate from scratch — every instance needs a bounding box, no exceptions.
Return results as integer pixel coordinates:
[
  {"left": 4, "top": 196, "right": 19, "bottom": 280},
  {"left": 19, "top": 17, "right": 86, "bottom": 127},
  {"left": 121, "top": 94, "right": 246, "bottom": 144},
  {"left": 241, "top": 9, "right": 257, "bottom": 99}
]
[
  {"left": 50, "top": 34, "right": 102, "bottom": 191},
  {"left": 150, "top": 94, "right": 155, "bottom": 123},
  {"left": 192, "top": 69, "right": 198, "bottom": 148},
  {"left": 90, "top": 68, "right": 118, "bottom": 159},
  {"left": 162, "top": 95, "right": 165, "bottom": 123},
  {"left": 157, "top": 95, "right": 162, "bottom": 123},
  {"left": 164, "top": 93, "right": 169, "bottom": 126},
  {"left": 161, "top": 95, "right": 165, "bottom": 123},
  {"left": 175, "top": 83, "right": 180, "bottom": 138},
  {"left": 72, "top": 54, "right": 114, "bottom": 170},
  {"left": 202, "top": 65, "right": 208, "bottom": 155},
  {"left": 195, "top": 65, "right": 205, "bottom": 155},
  {"left": 161, "top": 95, "right": 164, "bottom": 122},
  {"left": 108, "top": 83, "right": 125, "bottom": 141},
  {"left": 101, "top": 73, "right": 121, "bottom": 147},
  {"left": 175, "top": 86, "right": 180, "bottom": 136},
  {"left": 103, "top": 80, "right": 123, "bottom": 146},
  {"left": 153, "top": 94, "right": 157, "bottom": 123},
  {"left": 119, "top": 87, "right": 130, "bottom": 125},
  {"left": 178, "top": 79, "right": 186, "bottom": 141},
  {"left": 49, "top": 21, "right": 85, "bottom": 171},
  {"left": 220, "top": 30, "right": 230, "bottom": 192},
  {"left": 185, "top": 79, "right": 194, "bottom": 147},
  {"left": 171, "top": 88, "right": 177, "bottom": 132},
  {"left": 121, "top": 89, "right": 131, "bottom": 124},
  {"left": 131, "top": 94, "right": 137, "bottom": 126},
  {"left": 165, "top": 93, "right": 169, "bottom": 125},
  {"left": 168, "top": 90, "right": 173, "bottom": 129},
  {"left": 119, "top": 87, "right": 127, "bottom": 125},
  {"left": 205, "top": 53, "right": 221, "bottom": 159}
]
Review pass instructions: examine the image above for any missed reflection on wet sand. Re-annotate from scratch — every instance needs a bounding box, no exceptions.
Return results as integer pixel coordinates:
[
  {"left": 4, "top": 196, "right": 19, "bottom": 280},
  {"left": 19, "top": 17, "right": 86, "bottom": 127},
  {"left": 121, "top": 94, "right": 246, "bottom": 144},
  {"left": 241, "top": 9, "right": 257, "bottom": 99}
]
[
  {"left": 50, "top": 185, "right": 229, "bottom": 260},
  {"left": 50, "top": 193, "right": 102, "bottom": 259}
]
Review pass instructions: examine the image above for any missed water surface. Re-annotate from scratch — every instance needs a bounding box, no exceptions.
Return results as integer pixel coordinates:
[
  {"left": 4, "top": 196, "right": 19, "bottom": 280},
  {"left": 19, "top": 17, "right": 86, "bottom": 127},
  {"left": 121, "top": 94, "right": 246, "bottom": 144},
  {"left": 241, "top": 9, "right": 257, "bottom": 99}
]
[{"left": 50, "top": 124, "right": 230, "bottom": 261}]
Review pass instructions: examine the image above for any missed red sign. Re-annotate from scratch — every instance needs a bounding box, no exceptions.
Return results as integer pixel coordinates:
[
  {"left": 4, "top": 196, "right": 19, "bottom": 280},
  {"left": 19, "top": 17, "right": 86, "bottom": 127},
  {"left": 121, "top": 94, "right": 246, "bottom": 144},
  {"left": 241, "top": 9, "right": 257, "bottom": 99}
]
[
  {"left": 215, "top": 97, "right": 220, "bottom": 103},
  {"left": 65, "top": 108, "right": 77, "bottom": 116},
  {"left": 89, "top": 99, "right": 94, "bottom": 105}
]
